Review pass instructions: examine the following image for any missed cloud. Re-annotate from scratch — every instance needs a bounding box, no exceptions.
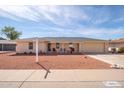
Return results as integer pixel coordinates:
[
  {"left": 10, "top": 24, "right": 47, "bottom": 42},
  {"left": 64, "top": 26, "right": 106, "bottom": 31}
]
[
  {"left": 33, "top": 5, "right": 90, "bottom": 27},
  {"left": 86, "top": 6, "right": 111, "bottom": 25},
  {"left": 112, "top": 17, "right": 124, "bottom": 23},
  {"left": 23, "top": 24, "right": 124, "bottom": 39},
  {"left": 77, "top": 28, "right": 124, "bottom": 38},
  {"left": 0, "top": 5, "right": 124, "bottom": 39},
  {"left": 0, "top": 6, "right": 41, "bottom": 22},
  {"left": 0, "top": 5, "right": 114, "bottom": 27},
  {"left": 0, "top": 5, "right": 90, "bottom": 26},
  {"left": 0, "top": 5, "right": 122, "bottom": 26}
]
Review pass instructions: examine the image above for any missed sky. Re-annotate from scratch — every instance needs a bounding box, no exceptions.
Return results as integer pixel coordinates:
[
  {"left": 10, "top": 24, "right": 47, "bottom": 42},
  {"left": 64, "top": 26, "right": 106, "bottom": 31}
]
[{"left": 0, "top": 5, "right": 124, "bottom": 40}]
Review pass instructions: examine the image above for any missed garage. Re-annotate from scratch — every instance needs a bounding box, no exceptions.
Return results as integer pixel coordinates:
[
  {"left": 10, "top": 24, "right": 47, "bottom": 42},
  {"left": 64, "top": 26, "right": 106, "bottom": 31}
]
[{"left": 83, "top": 42, "right": 105, "bottom": 53}]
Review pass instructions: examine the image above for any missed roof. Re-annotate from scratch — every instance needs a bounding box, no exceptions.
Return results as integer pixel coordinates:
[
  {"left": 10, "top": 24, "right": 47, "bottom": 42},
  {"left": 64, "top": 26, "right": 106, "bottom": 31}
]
[
  {"left": 0, "top": 40, "right": 16, "bottom": 44},
  {"left": 16, "top": 37, "right": 107, "bottom": 42},
  {"left": 110, "top": 38, "right": 124, "bottom": 43}
]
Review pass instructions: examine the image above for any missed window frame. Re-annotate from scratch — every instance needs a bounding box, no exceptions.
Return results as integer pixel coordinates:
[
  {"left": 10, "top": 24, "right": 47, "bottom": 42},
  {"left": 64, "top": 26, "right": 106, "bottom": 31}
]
[
  {"left": 56, "top": 43, "right": 60, "bottom": 49},
  {"left": 29, "top": 42, "right": 33, "bottom": 50}
]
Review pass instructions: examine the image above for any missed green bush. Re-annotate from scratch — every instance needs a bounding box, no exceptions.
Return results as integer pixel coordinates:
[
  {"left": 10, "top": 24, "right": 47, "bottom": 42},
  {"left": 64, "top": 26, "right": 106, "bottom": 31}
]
[{"left": 118, "top": 47, "right": 124, "bottom": 53}]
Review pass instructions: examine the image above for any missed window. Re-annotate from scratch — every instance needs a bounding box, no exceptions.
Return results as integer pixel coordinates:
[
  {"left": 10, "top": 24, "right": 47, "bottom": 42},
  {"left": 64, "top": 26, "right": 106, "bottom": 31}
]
[
  {"left": 3, "top": 44, "right": 16, "bottom": 51},
  {"left": 56, "top": 43, "right": 60, "bottom": 49},
  {"left": 48, "top": 43, "right": 51, "bottom": 51},
  {"left": 29, "top": 42, "right": 33, "bottom": 50}
]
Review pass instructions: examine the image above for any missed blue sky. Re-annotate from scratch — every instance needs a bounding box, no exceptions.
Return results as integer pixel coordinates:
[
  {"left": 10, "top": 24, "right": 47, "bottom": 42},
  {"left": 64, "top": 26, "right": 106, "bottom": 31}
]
[{"left": 0, "top": 5, "right": 124, "bottom": 40}]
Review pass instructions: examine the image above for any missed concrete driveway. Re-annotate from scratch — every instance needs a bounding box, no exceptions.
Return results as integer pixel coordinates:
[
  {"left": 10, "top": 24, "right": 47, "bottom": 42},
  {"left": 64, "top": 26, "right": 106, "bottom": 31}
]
[{"left": 88, "top": 54, "right": 124, "bottom": 67}]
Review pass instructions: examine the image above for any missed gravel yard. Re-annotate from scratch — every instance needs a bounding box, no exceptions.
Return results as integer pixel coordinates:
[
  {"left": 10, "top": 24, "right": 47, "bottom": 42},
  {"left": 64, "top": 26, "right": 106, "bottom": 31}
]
[{"left": 0, "top": 52, "right": 111, "bottom": 69}]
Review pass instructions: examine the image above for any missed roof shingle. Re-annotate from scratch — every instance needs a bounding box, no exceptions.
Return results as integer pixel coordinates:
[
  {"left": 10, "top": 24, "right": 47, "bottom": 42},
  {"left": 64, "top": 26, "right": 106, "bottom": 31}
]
[{"left": 16, "top": 37, "right": 107, "bottom": 42}]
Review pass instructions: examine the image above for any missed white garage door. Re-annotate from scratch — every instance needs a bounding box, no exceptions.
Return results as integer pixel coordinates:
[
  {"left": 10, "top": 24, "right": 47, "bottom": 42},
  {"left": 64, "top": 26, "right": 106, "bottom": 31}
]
[{"left": 83, "top": 42, "right": 105, "bottom": 53}]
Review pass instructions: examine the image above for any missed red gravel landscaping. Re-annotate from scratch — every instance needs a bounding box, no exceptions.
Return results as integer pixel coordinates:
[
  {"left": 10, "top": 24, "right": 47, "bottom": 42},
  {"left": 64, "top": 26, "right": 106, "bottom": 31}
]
[{"left": 0, "top": 52, "right": 111, "bottom": 69}]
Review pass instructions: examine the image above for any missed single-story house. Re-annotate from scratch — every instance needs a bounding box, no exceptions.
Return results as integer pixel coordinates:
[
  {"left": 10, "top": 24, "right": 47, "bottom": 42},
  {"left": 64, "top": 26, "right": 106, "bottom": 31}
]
[
  {"left": 0, "top": 40, "right": 16, "bottom": 51},
  {"left": 109, "top": 38, "right": 124, "bottom": 52},
  {"left": 15, "top": 37, "right": 109, "bottom": 54}
]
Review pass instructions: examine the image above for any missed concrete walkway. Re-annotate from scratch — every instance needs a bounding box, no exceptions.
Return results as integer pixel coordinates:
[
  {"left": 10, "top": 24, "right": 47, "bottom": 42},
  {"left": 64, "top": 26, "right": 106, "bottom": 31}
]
[
  {"left": 88, "top": 54, "right": 124, "bottom": 67},
  {"left": 0, "top": 70, "right": 124, "bottom": 88}
]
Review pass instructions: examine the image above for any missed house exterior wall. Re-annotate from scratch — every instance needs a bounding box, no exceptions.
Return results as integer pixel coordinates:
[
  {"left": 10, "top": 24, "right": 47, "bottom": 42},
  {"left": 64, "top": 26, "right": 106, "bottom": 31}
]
[
  {"left": 16, "top": 41, "right": 47, "bottom": 53},
  {"left": 108, "top": 42, "right": 124, "bottom": 52},
  {"left": 79, "top": 41, "right": 109, "bottom": 53},
  {"left": 109, "top": 43, "right": 124, "bottom": 48},
  {"left": 16, "top": 42, "right": 35, "bottom": 53},
  {"left": 38, "top": 41, "right": 47, "bottom": 53},
  {"left": 16, "top": 40, "right": 109, "bottom": 54}
]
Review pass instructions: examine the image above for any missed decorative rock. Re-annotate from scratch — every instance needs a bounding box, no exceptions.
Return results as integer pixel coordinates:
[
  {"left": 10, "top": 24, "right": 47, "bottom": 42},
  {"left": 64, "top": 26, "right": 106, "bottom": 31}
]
[{"left": 110, "top": 64, "right": 124, "bottom": 69}]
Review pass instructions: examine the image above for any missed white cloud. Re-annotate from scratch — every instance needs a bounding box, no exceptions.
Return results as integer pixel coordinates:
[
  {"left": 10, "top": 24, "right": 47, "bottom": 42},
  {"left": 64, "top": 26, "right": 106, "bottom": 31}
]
[
  {"left": 32, "top": 5, "right": 90, "bottom": 27},
  {"left": 0, "top": 5, "right": 123, "bottom": 39},
  {"left": 112, "top": 17, "right": 124, "bottom": 23},
  {"left": 88, "top": 6, "right": 110, "bottom": 25},
  {"left": 0, "top": 5, "right": 90, "bottom": 26},
  {"left": 0, "top": 5, "right": 113, "bottom": 28},
  {"left": 0, "top": 6, "right": 41, "bottom": 21},
  {"left": 0, "top": 9, "right": 20, "bottom": 21},
  {"left": 77, "top": 27, "right": 124, "bottom": 37}
]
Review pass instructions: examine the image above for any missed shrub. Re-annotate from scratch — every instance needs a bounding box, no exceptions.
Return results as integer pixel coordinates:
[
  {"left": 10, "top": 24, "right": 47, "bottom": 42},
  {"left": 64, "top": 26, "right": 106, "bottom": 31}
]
[
  {"left": 24, "top": 52, "right": 27, "bottom": 54},
  {"left": 39, "top": 50, "right": 42, "bottom": 54},
  {"left": 118, "top": 47, "right": 124, "bottom": 53},
  {"left": 29, "top": 51, "right": 33, "bottom": 54}
]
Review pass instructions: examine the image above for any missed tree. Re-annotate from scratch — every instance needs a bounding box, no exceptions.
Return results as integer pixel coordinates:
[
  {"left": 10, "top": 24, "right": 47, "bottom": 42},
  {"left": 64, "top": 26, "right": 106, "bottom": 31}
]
[
  {"left": 118, "top": 47, "right": 124, "bottom": 53},
  {"left": 1, "top": 26, "right": 22, "bottom": 40}
]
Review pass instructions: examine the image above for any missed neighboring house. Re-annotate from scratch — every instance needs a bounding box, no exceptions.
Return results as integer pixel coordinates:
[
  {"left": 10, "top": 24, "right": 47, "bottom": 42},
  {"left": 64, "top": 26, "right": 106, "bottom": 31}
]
[
  {"left": 16, "top": 37, "right": 109, "bottom": 54},
  {"left": 0, "top": 40, "right": 16, "bottom": 51},
  {"left": 0, "top": 37, "right": 5, "bottom": 40},
  {"left": 109, "top": 38, "right": 124, "bottom": 52}
]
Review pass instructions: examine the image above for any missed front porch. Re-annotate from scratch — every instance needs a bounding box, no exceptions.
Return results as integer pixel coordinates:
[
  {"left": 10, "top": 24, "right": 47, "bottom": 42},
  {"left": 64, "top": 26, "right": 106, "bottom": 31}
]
[{"left": 45, "top": 42, "right": 81, "bottom": 55}]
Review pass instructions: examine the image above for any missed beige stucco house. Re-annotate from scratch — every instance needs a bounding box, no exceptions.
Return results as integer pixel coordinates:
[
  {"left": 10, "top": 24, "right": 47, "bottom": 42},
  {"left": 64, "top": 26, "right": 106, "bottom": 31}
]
[
  {"left": 16, "top": 37, "right": 109, "bottom": 54},
  {"left": 109, "top": 38, "right": 124, "bottom": 52}
]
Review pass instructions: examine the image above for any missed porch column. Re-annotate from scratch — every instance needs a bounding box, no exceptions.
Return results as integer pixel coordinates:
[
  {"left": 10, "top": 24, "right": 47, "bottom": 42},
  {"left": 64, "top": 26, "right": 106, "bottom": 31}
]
[
  {"left": 79, "top": 43, "right": 83, "bottom": 53},
  {"left": 2, "top": 44, "right": 3, "bottom": 51},
  {"left": 36, "top": 38, "right": 39, "bottom": 63}
]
